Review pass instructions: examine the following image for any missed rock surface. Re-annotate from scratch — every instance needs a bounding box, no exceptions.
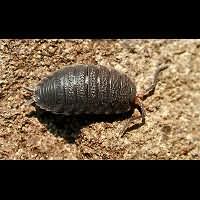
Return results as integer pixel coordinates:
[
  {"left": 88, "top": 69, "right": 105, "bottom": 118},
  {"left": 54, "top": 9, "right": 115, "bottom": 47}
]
[{"left": 0, "top": 39, "right": 199, "bottom": 160}]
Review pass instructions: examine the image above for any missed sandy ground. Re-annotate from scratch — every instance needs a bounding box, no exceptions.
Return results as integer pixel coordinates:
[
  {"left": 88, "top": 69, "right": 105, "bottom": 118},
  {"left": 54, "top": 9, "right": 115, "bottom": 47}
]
[{"left": 0, "top": 39, "right": 200, "bottom": 160}]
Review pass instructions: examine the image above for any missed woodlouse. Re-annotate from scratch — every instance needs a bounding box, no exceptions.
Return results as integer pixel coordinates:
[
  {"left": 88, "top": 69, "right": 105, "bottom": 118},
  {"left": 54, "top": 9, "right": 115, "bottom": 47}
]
[{"left": 25, "top": 64, "right": 168, "bottom": 135}]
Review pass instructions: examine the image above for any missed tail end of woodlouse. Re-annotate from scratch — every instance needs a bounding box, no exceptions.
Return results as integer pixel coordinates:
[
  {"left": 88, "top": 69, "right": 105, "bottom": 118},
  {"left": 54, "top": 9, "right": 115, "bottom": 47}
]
[
  {"left": 23, "top": 87, "right": 35, "bottom": 106},
  {"left": 24, "top": 98, "right": 35, "bottom": 106},
  {"left": 24, "top": 87, "right": 35, "bottom": 93}
]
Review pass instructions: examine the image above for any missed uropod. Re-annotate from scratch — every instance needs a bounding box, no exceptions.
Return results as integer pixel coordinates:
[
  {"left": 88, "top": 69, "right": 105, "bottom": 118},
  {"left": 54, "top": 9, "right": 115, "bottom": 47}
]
[{"left": 25, "top": 64, "right": 168, "bottom": 135}]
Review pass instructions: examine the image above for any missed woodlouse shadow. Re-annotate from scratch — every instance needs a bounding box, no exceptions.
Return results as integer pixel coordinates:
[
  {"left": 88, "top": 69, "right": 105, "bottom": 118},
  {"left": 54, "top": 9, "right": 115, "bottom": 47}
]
[{"left": 26, "top": 106, "right": 143, "bottom": 143}]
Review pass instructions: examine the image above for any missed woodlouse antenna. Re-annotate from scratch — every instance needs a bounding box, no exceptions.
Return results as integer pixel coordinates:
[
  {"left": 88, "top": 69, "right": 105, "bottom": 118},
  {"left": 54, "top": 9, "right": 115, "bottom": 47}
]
[
  {"left": 134, "top": 96, "right": 146, "bottom": 123},
  {"left": 142, "top": 64, "right": 169, "bottom": 100},
  {"left": 120, "top": 96, "right": 146, "bottom": 137},
  {"left": 119, "top": 113, "right": 141, "bottom": 137},
  {"left": 120, "top": 64, "right": 168, "bottom": 136}
]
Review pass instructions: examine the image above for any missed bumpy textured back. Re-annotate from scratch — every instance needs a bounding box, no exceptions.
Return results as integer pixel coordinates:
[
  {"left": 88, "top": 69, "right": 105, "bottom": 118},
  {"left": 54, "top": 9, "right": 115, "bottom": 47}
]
[{"left": 34, "top": 65, "right": 136, "bottom": 115}]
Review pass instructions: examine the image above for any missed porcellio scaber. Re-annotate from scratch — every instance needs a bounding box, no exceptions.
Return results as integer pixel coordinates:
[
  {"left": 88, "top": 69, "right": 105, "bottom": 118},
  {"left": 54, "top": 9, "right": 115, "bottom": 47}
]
[{"left": 25, "top": 64, "right": 168, "bottom": 135}]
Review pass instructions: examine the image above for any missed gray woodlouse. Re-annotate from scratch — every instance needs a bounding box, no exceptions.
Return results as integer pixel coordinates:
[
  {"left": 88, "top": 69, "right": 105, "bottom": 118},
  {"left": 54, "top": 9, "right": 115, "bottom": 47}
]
[{"left": 25, "top": 64, "right": 168, "bottom": 135}]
